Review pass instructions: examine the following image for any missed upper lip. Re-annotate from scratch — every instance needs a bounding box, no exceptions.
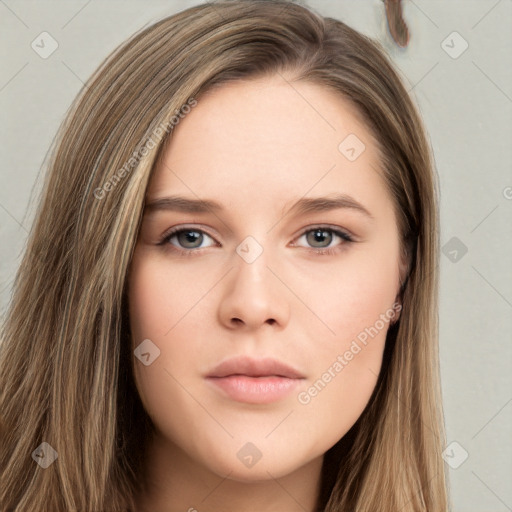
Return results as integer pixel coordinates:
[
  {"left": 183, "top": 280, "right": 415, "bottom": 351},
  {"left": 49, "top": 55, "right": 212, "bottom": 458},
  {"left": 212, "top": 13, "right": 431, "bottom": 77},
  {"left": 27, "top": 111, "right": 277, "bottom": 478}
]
[{"left": 206, "top": 356, "right": 305, "bottom": 379}]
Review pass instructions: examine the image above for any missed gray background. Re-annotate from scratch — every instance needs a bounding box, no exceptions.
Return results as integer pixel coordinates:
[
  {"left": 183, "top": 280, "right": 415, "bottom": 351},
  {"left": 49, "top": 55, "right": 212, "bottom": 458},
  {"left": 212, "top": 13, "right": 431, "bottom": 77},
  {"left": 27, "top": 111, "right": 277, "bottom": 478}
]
[{"left": 1, "top": 1, "right": 511, "bottom": 510}]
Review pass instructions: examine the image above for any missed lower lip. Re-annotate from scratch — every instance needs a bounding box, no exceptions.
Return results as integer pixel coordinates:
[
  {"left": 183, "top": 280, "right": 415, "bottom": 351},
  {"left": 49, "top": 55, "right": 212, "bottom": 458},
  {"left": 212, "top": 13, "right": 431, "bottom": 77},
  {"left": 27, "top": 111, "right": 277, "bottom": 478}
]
[{"left": 206, "top": 375, "right": 302, "bottom": 404}]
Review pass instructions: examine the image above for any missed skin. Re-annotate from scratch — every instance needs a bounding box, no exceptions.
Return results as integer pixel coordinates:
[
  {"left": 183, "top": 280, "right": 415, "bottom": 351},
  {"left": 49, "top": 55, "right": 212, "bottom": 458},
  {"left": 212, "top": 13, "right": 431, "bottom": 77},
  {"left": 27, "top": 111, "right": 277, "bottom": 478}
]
[{"left": 128, "top": 73, "right": 405, "bottom": 512}]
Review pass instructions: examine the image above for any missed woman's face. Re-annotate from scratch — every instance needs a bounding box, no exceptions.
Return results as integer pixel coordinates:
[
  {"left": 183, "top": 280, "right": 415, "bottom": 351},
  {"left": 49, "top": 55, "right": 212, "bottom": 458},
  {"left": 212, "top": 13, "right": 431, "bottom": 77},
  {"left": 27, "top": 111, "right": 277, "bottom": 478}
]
[{"left": 128, "top": 74, "right": 404, "bottom": 483}]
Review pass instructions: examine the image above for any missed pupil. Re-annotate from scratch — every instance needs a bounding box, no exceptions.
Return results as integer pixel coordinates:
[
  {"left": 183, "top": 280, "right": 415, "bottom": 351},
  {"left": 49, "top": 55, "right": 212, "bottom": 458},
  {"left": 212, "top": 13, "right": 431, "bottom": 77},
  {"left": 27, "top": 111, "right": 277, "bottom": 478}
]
[
  {"left": 308, "top": 229, "right": 331, "bottom": 247},
  {"left": 179, "top": 230, "right": 202, "bottom": 248}
]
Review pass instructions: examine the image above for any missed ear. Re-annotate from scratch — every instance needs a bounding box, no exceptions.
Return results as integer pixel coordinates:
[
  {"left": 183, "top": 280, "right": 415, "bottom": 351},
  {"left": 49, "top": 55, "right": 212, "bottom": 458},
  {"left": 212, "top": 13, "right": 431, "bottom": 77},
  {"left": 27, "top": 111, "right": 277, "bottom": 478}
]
[
  {"left": 391, "top": 235, "right": 414, "bottom": 325},
  {"left": 390, "top": 258, "right": 409, "bottom": 326},
  {"left": 389, "top": 292, "right": 403, "bottom": 325}
]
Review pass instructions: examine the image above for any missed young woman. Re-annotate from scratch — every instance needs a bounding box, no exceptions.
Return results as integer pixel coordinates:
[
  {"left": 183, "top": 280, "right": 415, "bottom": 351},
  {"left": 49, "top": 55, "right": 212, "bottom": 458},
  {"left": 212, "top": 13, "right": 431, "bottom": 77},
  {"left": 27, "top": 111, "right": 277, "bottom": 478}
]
[{"left": 0, "top": 1, "right": 450, "bottom": 510}]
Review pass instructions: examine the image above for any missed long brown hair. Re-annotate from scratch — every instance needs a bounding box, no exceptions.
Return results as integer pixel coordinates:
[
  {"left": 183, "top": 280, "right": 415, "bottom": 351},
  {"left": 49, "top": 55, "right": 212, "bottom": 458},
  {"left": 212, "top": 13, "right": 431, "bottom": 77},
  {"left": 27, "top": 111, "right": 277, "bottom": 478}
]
[{"left": 0, "top": 1, "right": 449, "bottom": 510}]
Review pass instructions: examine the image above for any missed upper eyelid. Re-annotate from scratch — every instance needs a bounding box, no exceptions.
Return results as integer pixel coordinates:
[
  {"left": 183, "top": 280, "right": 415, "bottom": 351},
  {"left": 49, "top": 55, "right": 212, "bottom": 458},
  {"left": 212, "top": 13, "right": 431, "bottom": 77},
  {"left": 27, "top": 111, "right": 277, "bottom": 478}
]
[{"left": 161, "top": 225, "right": 217, "bottom": 242}]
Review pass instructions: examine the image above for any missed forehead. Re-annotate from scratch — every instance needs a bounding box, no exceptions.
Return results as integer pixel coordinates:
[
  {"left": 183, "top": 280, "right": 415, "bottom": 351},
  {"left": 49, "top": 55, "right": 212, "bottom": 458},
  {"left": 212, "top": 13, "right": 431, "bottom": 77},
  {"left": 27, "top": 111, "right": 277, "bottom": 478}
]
[{"left": 147, "top": 75, "right": 391, "bottom": 221}]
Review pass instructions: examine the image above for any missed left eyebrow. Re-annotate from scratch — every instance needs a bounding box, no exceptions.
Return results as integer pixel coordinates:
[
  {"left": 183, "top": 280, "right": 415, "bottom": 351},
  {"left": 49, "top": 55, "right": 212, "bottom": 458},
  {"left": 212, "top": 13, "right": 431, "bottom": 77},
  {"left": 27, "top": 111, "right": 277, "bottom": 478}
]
[{"left": 283, "top": 194, "right": 375, "bottom": 221}]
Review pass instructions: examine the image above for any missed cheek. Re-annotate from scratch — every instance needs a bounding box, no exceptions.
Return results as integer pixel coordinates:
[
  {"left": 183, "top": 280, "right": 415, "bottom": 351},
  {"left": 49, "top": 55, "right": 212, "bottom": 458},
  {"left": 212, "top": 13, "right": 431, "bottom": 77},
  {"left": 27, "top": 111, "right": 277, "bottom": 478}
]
[
  {"left": 292, "top": 301, "right": 390, "bottom": 453},
  {"left": 128, "top": 250, "right": 220, "bottom": 423},
  {"left": 296, "top": 328, "right": 386, "bottom": 420},
  {"left": 288, "top": 245, "right": 399, "bottom": 352},
  {"left": 288, "top": 249, "right": 397, "bottom": 432},
  {"left": 128, "top": 249, "right": 215, "bottom": 341}
]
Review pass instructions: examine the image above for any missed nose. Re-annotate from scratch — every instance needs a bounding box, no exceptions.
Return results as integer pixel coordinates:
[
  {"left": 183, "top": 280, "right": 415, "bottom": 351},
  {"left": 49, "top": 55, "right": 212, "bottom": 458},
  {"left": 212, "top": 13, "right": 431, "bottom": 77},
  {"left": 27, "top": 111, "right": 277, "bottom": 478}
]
[{"left": 218, "top": 241, "right": 290, "bottom": 331}]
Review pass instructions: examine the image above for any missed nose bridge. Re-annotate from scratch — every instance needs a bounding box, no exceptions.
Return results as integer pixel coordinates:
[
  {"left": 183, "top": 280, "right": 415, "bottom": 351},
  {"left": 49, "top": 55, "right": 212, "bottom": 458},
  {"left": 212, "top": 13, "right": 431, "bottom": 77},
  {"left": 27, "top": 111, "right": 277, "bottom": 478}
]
[
  {"left": 235, "top": 233, "right": 267, "bottom": 271},
  {"left": 232, "top": 233, "right": 275, "bottom": 295},
  {"left": 218, "top": 232, "right": 289, "bottom": 329}
]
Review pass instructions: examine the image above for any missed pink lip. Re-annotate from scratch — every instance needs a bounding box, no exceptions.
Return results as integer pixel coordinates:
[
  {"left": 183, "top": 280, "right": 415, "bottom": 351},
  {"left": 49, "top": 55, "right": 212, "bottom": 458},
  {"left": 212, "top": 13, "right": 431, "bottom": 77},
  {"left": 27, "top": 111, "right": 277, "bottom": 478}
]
[{"left": 205, "top": 356, "right": 305, "bottom": 404}]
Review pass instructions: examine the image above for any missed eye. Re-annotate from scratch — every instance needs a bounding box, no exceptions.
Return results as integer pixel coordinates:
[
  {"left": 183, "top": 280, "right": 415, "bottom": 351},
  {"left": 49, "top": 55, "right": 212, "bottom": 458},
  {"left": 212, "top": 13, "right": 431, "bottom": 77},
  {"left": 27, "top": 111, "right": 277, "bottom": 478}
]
[
  {"left": 158, "top": 227, "right": 217, "bottom": 253},
  {"left": 293, "top": 226, "right": 354, "bottom": 255},
  {"left": 157, "top": 225, "right": 354, "bottom": 257}
]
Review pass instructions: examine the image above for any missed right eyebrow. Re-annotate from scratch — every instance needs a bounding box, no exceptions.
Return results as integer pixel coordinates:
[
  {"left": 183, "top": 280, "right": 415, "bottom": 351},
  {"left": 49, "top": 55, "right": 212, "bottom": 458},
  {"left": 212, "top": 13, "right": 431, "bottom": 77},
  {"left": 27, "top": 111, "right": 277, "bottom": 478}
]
[{"left": 144, "top": 195, "right": 224, "bottom": 214}]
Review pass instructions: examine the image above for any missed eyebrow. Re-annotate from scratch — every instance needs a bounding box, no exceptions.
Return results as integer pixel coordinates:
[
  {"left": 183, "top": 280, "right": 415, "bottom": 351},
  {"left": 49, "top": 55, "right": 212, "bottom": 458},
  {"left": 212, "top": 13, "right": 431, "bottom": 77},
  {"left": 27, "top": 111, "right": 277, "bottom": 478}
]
[
  {"left": 144, "top": 193, "right": 374, "bottom": 220},
  {"left": 145, "top": 195, "right": 223, "bottom": 214},
  {"left": 283, "top": 194, "right": 374, "bottom": 220}
]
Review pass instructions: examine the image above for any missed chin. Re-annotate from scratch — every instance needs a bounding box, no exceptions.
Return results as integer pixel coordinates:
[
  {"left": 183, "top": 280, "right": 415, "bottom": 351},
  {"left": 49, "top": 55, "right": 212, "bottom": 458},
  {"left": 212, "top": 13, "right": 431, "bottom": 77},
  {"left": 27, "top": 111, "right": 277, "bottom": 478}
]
[{"left": 202, "top": 448, "right": 313, "bottom": 484}]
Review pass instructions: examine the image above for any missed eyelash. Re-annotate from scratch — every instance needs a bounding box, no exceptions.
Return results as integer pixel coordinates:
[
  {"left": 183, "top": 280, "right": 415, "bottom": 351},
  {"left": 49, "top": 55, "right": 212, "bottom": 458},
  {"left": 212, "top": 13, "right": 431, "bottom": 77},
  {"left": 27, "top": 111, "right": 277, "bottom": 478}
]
[{"left": 157, "top": 225, "right": 354, "bottom": 258}]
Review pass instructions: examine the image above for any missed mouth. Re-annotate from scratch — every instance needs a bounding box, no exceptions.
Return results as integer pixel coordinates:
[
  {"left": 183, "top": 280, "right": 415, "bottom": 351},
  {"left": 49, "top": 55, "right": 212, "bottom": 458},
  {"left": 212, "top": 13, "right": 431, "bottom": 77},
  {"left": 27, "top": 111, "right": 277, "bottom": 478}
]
[{"left": 205, "top": 356, "right": 305, "bottom": 404}]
